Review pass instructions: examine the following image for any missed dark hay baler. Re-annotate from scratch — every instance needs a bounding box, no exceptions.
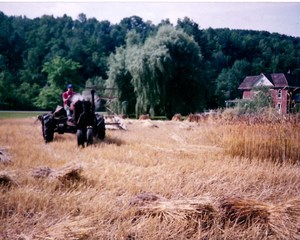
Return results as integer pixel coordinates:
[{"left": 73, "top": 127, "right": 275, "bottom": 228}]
[{"left": 38, "top": 89, "right": 105, "bottom": 147}]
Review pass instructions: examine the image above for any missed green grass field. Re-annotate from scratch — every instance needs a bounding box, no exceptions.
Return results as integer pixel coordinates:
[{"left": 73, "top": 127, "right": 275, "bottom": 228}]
[{"left": 0, "top": 111, "right": 48, "bottom": 119}]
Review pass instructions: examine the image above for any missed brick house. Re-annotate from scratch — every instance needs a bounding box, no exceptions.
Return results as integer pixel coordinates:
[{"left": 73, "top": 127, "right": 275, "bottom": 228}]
[{"left": 238, "top": 73, "right": 300, "bottom": 113}]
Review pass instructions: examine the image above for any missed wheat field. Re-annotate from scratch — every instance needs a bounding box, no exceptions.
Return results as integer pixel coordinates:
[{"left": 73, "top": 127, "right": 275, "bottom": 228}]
[{"left": 0, "top": 115, "right": 300, "bottom": 239}]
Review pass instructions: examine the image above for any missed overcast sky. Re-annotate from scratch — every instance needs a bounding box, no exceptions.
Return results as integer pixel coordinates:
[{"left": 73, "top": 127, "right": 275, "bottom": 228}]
[{"left": 1, "top": 1, "right": 300, "bottom": 37}]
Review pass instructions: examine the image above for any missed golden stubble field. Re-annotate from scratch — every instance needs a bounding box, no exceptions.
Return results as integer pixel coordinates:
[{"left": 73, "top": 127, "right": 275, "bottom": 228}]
[{"left": 0, "top": 116, "right": 300, "bottom": 239}]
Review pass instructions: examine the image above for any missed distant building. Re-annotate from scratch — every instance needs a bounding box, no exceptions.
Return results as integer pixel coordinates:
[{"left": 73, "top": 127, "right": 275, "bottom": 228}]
[{"left": 238, "top": 73, "right": 300, "bottom": 113}]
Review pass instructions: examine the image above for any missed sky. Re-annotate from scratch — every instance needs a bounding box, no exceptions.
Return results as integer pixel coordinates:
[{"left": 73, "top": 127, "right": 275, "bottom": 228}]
[{"left": 1, "top": 1, "right": 300, "bottom": 38}]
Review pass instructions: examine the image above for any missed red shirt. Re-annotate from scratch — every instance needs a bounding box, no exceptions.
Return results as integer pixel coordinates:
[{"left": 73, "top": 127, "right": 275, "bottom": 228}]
[{"left": 62, "top": 90, "right": 76, "bottom": 106}]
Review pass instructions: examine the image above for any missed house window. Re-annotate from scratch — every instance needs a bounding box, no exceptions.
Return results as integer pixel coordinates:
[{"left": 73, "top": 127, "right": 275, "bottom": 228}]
[
  {"left": 277, "top": 89, "right": 282, "bottom": 99},
  {"left": 277, "top": 103, "right": 282, "bottom": 112}
]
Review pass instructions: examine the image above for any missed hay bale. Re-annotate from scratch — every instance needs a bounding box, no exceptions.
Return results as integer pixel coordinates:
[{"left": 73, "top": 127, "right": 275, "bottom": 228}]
[
  {"left": 172, "top": 114, "right": 182, "bottom": 121},
  {"left": 40, "top": 215, "right": 96, "bottom": 239},
  {"left": 129, "top": 192, "right": 162, "bottom": 206},
  {"left": 0, "top": 147, "right": 10, "bottom": 164},
  {"left": 186, "top": 113, "right": 209, "bottom": 123},
  {"left": 119, "top": 114, "right": 128, "bottom": 119},
  {"left": 131, "top": 195, "right": 217, "bottom": 230},
  {"left": 220, "top": 197, "right": 300, "bottom": 238},
  {"left": 139, "top": 114, "right": 150, "bottom": 120},
  {"left": 49, "top": 165, "right": 83, "bottom": 184},
  {"left": 186, "top": 114, "right": 201, "bottom": 123},
  {"left": 31, "top": 165, "right": 84, "bottom": 187},
  {"left": 220, "top": 197, "right": 271, "bottom": 226},
  {"left": 32, "top": 167, "right": 53, "bottom": 178},
  {"left": 268, "top": 199, "right": 300, "bottom": 239},
  {"left": 145, "top": 198, "right": 216, "bottom": 223},
  {"left": 0, "top": 171, "right": 17, "bottom": 188}
]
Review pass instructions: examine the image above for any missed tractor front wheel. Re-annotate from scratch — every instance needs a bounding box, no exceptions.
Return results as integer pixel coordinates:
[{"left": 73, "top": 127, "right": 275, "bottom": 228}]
[
  {"left": 86, "top": 127, "right": 93, "bottom": 146},
  {"left": 77, "top": 129, "right": 85, "bottom": 147}
]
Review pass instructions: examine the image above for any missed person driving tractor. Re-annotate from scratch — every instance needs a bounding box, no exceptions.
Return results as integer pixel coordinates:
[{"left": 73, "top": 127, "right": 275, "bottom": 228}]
[{"left": 62, "top": 83, "right": 77, "bottom": 119}]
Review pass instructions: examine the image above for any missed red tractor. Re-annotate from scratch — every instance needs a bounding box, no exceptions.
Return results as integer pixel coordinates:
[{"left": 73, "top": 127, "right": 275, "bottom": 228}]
[{"left": 39, "top": 89, "right": 105, "bottom": 147}]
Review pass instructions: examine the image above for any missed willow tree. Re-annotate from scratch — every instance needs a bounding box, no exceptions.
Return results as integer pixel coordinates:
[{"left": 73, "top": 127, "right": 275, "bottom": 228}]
[
  {"left": 109, "top": 29, "right": 164, "bottom": 117},
  {"left": 106, "top": 46, "right": 135, "bottom": 114},
  {"left": 105, "top": 30, "right": 145, "bottom": 115},
  {"left": 126, "top": 36, "right": 170, "bottom": 117},
  {"left": 146, "top": 25, "right": 204, "bottom": 118},
  {"left": 107, "top": 26, "right": 204, "bottom": 118}
]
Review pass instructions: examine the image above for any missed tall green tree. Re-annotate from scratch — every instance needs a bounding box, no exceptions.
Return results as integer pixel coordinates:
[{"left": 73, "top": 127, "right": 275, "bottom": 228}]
[
  {"left": 0, "top": 71, "right": 15, "bottom": 109},
  {"left": 155, "top": 25, "right": 205, "bottom": 117},
  {"left": 215, "top": 59, "right": 251, "bottom": 106},
  {"left": 125, "top": 25, "right": 204, "bottom": 118},
  {"left": 106, "top": 46, "right": 135, "bottom": 114},
  {"left": 41, "top": 56, "right": 81, "bottom": 88},
  {"left": 35, "top": 56, "right": 81, "bottom": 109},
  {"left": 126, "top": 36, "right": 167, "bottom": 117},
  {"left": 1, "top": 11, "right": 300, "bottom": 111}
]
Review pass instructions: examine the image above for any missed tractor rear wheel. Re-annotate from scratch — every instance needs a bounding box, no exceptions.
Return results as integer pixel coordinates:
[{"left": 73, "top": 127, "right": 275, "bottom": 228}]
[
  {"left": 44, "top": 126, "right": 54, "bottom": 143},
  {"left": 42, "top": 114, "right": 54, "bottom": 143},
  {"left": 86, "top": 128, "right": 93, "bottom": 146}
]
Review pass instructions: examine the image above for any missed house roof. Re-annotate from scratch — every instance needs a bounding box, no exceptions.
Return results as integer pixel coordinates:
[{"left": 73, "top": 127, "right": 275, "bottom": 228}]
[
  {"left": 270, "top": 73, "right": 288, "bottom": 87},
  {"left": 238, "top": 73, "right": 300, "bottom": 90},
  {"left": 238, "top": 75, "right": 260, "bottom": 89}
]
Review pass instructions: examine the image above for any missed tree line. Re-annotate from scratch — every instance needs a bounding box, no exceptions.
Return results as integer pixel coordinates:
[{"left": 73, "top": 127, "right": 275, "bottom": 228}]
[{"left": 0, "top": 12, "right": 299, "bottom": 118}]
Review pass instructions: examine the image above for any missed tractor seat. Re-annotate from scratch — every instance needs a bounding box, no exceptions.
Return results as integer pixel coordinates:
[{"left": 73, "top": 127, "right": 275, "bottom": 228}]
[
  {"left": 66, "top": 120, "right": 76, "bottom": 127},
  {"left": 53, "top": 105, "right": 67, "bottom": 118}
]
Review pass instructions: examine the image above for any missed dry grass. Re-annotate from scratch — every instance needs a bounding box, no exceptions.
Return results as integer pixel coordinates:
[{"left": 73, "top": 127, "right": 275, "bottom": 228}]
[
  {"left": 223, "top": 122, "right": 300, "bottom": 164},
  {"left": 0, "top": 116, "right": 299, "bottom": 239},
  {"left": 0, "top": 147, "right": 11, "bottom": 164}
]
